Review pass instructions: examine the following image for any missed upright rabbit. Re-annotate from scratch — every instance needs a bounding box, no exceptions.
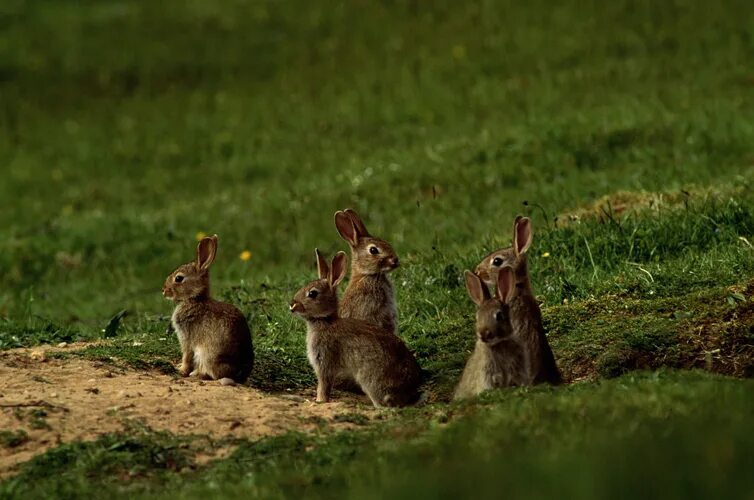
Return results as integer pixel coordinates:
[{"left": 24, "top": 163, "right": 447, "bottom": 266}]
[
  {"left": 475, "top": 216, "right": 562, "bottom": 385},
  {"left": 162, "top": 235, "right": 254, "bottom": 384},
  {"left": 290, "top": 249, "right": 422, "bottom": 407},
  {"left": 454, "top": 267, "right": 527, "bottom": 400},
  {"left": 334, "top": 209, "right": 399, "bottom": 335}
]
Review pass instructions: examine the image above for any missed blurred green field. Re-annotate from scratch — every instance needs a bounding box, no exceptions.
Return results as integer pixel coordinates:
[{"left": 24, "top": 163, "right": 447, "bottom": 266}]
[{"left": 1, "top": 0, "right": 754, "bottom": 498}]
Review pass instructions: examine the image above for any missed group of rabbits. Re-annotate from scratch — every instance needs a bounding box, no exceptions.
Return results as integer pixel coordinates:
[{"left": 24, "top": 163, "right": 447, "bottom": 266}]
[{"left": 161, "top": 209, "right": 561, "bottom": 407}]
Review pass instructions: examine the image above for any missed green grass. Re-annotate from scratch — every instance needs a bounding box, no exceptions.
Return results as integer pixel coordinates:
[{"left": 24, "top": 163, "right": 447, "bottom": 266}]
[
  {"left": 0, "top": 430, "right": 29, "bottom": 449},
  {"left": 1, "top": 0, "right": 754, "bottom": 497}
]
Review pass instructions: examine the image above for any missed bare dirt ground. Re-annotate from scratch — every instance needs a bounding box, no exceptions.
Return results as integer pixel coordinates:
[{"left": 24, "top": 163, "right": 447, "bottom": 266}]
[{"left": 0, "top": 344, "right": 375, "bottom": 476}]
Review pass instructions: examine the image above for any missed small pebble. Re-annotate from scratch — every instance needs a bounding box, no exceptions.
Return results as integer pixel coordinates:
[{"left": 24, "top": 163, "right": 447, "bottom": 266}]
[
  {"left": 57, "top": 342, "right": 68, "bottom": 348},
  {"left": 29, "top": 350, "right": 46, "bottom": 362}
]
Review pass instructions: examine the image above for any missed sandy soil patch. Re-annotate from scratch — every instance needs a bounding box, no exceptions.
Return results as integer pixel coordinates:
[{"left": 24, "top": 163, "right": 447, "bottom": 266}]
[{"left": 0, "top": 346, "right": 375, "bottom": 476}]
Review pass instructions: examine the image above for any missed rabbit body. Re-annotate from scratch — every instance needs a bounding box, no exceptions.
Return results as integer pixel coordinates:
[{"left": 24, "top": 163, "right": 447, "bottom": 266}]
[
  {"left": 171, "top": 297, "right": 253, "bottom": 382},
  {"left": 508, "top": 292, "right": 561, "bottom": 385},
  {"left": 454, "top": 338, "right": 526, "bottom": 400},
  {"left": 305, "top": 317, "right": 422, "bottom": 407},
  {"left": 340, "top": 273, "right": 397, "bottom": 335}
]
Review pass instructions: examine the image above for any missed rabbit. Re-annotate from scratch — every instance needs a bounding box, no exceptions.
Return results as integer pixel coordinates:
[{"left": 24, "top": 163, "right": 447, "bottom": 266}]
[
  {"left": 334, "top": 208, "right": 399, "bottom": 335},
  {"left": 289, "top": 249, "right": 422, "bottom": 407},
  {"left": 162, "top": 235, "right": 254, "bottom": 385},
  {"left": 474, "top": 216, "right": 562, "bottom": 385},
  {"left": 454, "top": 267, "right": 527, "bottom": 400}
]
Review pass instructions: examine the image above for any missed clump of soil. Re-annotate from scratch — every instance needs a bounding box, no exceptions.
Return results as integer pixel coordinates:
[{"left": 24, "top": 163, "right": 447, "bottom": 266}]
[{"left": 0, "top": 345, "right": 374, "bottom": 476}]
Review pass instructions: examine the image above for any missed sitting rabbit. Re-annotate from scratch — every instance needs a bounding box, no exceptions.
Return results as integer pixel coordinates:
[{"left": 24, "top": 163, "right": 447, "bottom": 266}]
[
  {"left": 162, "top": 235, "right": 254, "bottom": 385},
  {"left": 454, "top": 266, "right": 527, "bottom": 400}
]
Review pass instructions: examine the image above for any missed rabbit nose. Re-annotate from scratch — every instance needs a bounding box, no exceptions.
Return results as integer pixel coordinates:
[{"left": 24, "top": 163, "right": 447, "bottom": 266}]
[
  {"left": 388, "top": 257, "right": 400, "bottom": 268},
  {"left": 473, "top": 265, "right": 486, "bottom": 280},
  {"left": 479, "top": 329, "right": 493, "bottom": 342}
]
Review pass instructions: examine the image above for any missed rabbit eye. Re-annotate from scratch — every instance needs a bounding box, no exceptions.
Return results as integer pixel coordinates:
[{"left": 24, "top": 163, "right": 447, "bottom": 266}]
[
  {"left": 174, "top": 275, "right": 184, "bottom": 283},
  {"left": 492, "top": 257, "right": 504, "bottom": 266},
  {"left": 495, "top": 310, "right": 504, "bottom": 322},
  {"left": 307, "top": 289, "right": 319, "bottom": 299},
  {"left": 368, "top": 246, "right": 380, "bottom": 255}
]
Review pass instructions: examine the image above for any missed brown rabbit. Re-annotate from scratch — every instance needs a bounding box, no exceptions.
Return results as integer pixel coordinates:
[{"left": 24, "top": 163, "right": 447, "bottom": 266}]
[
  {"left": 454, "top": 267, "right": 527, "bottom": 400},
  {"left": 290, "top": 249, "right": 422, "bottom": 407},
  {"left": 162, "top": 235, "right": 254, "bottom": 384},
  {"left": 334, "top": 209, "right": 399, "bottom": 335},
  {"left": 475, "top": 216, "right": 562, "bottom": 385}
]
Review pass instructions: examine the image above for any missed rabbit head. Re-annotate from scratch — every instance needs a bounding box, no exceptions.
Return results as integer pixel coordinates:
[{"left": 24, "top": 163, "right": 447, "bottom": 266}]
[
  {"left": 163, "top": 235, "right": 218, "bottom": 301},
  {"left": 290, "top": 249, "right": 348, "bottom": 320},
  {"left": 334, "top": 208, "right": 399, "bottom": 275},
  {"left": 475, "top": 216, "right": 533, "bottom": 287},
  {"left": 464, "top": 266, "right": 515, "bottom": 346}
]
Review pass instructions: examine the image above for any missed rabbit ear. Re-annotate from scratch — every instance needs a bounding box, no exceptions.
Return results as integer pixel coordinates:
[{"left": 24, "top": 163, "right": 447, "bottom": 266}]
[
  {"left": 196, "top": 235, "right": 218, "bottom": 270},
  {"left": 496, "top": 266, "right": 515, "bottom": 304},
  {"left": 344, "top": 209, "right": 370, "bottom": 238},
  {"left": 329, "top": 251, "right": 348, "bottom": 288},
  {"left": 335, "top": 211, "right": 359, "bottom": 246},
  {"left": 513, "top": 216, "right": 533, "bottom": 257},
  {"left": 315, "top": 248, "right": 330, "bottom": 280},
  {"left": 464, "top": 270, "right": 490, "bottom": 306}
]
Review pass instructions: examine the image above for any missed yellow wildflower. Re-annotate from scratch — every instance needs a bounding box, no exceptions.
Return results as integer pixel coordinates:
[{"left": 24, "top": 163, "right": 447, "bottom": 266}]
[
  {"left": 240, "top": 250, "right": 252, "bottom": 261},
  {"left": 542, "top": 252, "right": 551, "bottom": 258}
]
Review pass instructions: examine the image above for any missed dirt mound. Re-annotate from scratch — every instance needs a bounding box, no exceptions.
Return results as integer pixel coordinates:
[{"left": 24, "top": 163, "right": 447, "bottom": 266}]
[
  {"left": 0, "top": 345, "right": 374, "bottom": 476},
  {"left": 556, "top": 185, "right": 744, "bottom": 226}
]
